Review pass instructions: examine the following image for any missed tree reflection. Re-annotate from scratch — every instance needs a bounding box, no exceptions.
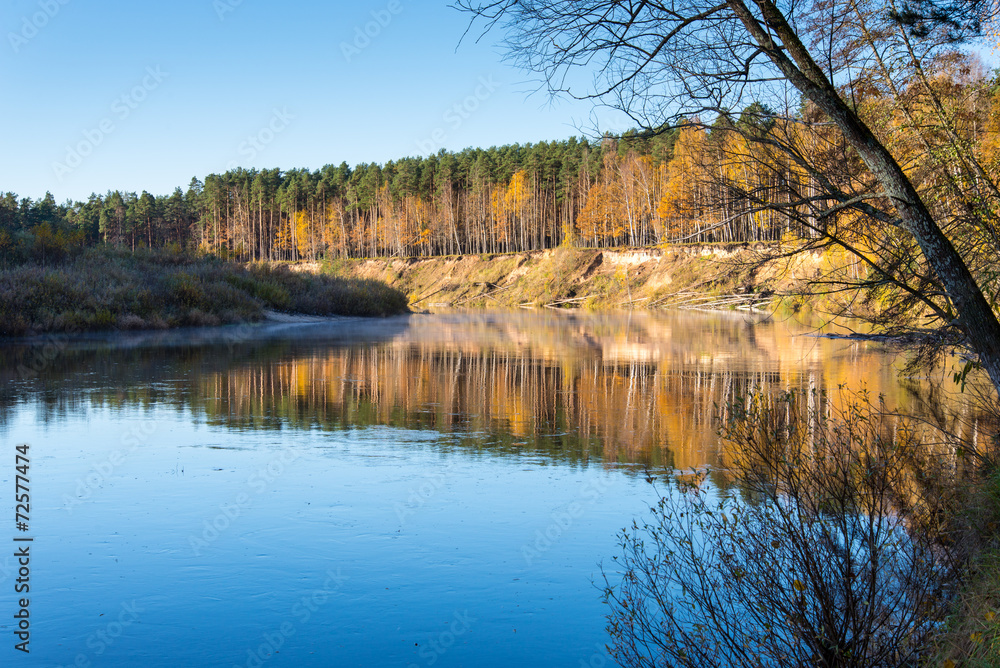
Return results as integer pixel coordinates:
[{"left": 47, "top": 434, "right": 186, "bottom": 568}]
[{"left": 0, "top": 311, "right": 981, "bottom": 470}]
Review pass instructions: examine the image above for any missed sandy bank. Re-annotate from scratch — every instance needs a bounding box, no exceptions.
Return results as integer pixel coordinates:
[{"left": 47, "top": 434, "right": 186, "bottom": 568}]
[{"left": 297, "top": 245, "right": 825, "bottom": 312}]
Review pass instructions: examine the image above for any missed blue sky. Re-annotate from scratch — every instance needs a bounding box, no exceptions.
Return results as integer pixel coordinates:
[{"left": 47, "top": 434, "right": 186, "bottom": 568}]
[{"left": 1, "top": 0, "right": 629, "bottom": 202}]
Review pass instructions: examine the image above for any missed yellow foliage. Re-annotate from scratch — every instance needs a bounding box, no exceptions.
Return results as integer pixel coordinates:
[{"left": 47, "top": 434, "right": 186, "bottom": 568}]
[
  {"left": 294, "top": 211, "right": 311, "bottom": 258},
  {"left": 657, "top": 126, "right": 709, "bottom": 234}
]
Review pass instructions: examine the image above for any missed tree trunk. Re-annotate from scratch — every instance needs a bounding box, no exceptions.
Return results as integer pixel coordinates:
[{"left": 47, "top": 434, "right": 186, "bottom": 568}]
[{"left": 730, "top": 0, "right": 1000, "bottom": 398}]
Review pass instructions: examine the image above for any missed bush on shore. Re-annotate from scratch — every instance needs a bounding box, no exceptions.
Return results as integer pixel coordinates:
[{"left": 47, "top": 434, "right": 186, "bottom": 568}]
[
  {"left": 0, "top": 245, "right": 409, "bottom": 336},
  {"left": 602, "top": 389, "right": 984, "bottom": 668}
]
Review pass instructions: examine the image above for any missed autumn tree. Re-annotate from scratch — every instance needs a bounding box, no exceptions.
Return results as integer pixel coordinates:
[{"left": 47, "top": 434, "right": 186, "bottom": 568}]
[
  {"left": 657, "top": 124, "right": 714, "bottom": 241},
  {"left": 457, "top": 0, "right": 1000, "bottom": 398}
]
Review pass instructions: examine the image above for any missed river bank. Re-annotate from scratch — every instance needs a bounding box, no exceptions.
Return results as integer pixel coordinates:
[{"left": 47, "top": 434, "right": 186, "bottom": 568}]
[
  {"left": 0, "top": 246, "right": 409, "bottom": 336},
  {"left": 312, "top": 244, "right": 828, "bottom": 314}
]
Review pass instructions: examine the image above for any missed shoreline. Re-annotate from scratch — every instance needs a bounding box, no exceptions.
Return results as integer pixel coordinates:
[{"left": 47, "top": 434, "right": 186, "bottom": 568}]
[{"left": 314, "top": 244, "right": 827, "bottom": 314}]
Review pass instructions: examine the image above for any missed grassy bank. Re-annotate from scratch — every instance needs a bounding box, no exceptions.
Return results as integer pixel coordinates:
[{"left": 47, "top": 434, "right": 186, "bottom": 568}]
[
  {"left": 933, "top": 469, "right": 1000, "bottom": 666},
  {"left": 0, "top": 246, "right": 409, "bottom": 336}
]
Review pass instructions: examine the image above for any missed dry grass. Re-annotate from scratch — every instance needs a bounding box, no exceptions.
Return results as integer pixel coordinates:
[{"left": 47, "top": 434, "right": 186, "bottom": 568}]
[
  {"left": 0, "top": 246, "right": 409, "bottom": 336},
  {"left": 934, "top": 557, "right": 1000, "bottom": 667},
  {"left": 932, "top": 468, "right": 1000, "bottom": 667}
]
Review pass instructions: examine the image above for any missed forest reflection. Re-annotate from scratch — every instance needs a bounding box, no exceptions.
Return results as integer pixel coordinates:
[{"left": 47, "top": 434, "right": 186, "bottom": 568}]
[{"left": 0, "top": 310, "right": 978, "bottom": 469}]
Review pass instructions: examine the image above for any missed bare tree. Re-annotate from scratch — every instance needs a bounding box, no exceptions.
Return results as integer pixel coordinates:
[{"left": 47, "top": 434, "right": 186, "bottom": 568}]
[{"left": 456, "top": 0, "right": 1000, "bottom": 398}]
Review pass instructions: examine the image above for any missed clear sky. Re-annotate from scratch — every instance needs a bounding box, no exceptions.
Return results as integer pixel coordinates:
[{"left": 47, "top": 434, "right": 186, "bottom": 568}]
[{"left": 1, "top": 0, "right": 629, "bottom": 202}]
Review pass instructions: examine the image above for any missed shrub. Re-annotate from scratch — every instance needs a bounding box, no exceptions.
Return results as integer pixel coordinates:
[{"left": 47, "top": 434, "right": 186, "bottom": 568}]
[{"left": 602, "top": 390, "right": 956, "bottom": 668}]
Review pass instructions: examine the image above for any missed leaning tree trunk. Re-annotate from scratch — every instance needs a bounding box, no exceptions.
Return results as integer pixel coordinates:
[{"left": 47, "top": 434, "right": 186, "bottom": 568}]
[{"left": 728, "top": 0, "right": 1000, "bottom": 399}]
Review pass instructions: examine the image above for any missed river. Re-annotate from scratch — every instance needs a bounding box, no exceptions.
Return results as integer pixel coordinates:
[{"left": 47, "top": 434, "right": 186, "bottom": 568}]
[{"left": 0, "top": 309, "right": 970, "bottom": 667}]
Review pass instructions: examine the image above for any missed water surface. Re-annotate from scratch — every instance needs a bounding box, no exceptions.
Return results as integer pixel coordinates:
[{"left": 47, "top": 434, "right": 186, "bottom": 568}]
[{"left": 0, "top": 310, "right": 959, "bottom": 667}]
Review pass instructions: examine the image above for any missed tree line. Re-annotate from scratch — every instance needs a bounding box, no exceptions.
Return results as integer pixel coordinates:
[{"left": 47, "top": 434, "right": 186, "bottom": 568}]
[{"left": 3, "top": 55, "right": 998, "bottom": 265}]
